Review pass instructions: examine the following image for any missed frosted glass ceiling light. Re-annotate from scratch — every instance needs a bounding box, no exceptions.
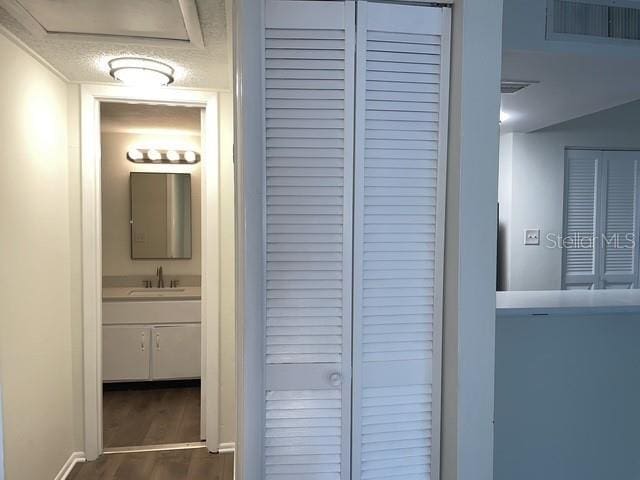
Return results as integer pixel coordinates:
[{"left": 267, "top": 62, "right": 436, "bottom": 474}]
[{"left": 108, "top": 57, "right": 174, "bottom": 87}]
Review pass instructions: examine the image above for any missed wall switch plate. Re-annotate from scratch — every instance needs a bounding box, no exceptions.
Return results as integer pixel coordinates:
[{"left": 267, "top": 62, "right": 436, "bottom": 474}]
[{"left": 524, "top": 228, "right": 540, "bottom": 246}]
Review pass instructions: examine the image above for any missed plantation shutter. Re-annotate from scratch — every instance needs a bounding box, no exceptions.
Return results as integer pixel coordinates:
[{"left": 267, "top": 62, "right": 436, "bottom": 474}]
[
  {"left": 263, "top": 1, "right": 354, "bottom": 479},
  {"left": 601, "top": 151, "right": 637, "bottom": 289},
  {"left": 563, "top": 149, "right": 600, "bottom": 289},
  {"left": 351, "top": 3, "right": 450, "bottom": 480}
]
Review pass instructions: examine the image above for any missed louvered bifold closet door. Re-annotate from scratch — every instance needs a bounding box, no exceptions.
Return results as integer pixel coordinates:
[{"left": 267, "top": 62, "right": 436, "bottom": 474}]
[
  {"left": 263, "top": 1, "right": 354, "bottom": 479},
  {"left": 601, "top": 151, "right": 638, "bottom": 289},
  {"left": 351, "top": 4, "right": 450, "bottom": 480},
  {"left": 563, "top": 150, "right": 600, "bottom": 289}
]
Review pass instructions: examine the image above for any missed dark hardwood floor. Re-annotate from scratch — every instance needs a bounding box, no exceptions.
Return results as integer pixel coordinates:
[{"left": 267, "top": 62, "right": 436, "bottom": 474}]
[
  {"left": 103, "top": 383, "right": 201, "bottom": 448},
  {"left": 68, "top": 449, "right": 233, "bottom": 480}
]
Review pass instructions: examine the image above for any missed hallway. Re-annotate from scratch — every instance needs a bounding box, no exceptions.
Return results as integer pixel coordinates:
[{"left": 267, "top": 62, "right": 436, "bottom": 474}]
[{"left": 68, "top": 449, "right": 233, "bottom": 480}]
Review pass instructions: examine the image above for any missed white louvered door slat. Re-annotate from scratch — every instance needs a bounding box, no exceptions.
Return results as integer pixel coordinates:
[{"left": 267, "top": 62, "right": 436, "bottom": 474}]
[
  {"left": 352, "top": 4, "right": 449, "bottom": 480},
  {"left": 263, "top": 1, "right": 354, "bottom": 479},
  {"left": 563, "top": 150, "right": 600, "bottom": 289},
  {"left": 601, "top": 151, "right": 637, "bottom": 289}
]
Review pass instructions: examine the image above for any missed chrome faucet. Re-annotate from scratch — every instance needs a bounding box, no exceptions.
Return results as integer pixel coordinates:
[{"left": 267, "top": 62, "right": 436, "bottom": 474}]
[{"left": 156, "top": 266, "right": 165, "bottom": 288}]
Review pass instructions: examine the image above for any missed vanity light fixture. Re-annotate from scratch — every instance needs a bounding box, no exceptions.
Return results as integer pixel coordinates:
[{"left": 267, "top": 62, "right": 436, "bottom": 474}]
[
  {"left": 126, "top": 148, "right": 201, "bottom": 165},
  {"left": 108, "top": 57, "right": 174, "bottom": 87}
]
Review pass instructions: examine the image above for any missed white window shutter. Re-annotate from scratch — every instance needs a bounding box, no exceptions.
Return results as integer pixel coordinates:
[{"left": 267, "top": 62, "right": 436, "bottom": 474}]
[
  {"left": 563, "top": 150, "right": 600, "bottom": 289},
  {"left": 351, "top": 3, "right": 450, "bottom": 480},
  {"left": 263, "top": 1, "right": 354, "bottom": 479},
  {"left": 601, "top": 151, "right": 637, "bottom": 289}
]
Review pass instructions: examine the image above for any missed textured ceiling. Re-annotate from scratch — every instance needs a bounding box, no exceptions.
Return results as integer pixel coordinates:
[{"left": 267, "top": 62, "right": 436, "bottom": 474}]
[
  {"left": 0, "top": 0, "right": 230, "bottom": 89},
  {"left": 101, "top": 102, "right": 202, "bottom": 135}
]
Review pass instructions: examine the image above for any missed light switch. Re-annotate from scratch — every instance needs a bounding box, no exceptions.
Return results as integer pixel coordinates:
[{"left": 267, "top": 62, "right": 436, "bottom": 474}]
[{"left": 524, "top": 229, "right": 540, "bottom": 246}]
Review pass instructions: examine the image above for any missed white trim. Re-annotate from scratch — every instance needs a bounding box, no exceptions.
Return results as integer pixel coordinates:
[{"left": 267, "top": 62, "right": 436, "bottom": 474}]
[
  {"left": 432, "top": 9, "right": 452, "bottom": 479},
  {"left": 233, "top": 0, "right": 265, "bottom": 477},
  {"left": 178, "top": 0, "right": 205, "bottom": 48},
  {"left": 218, "top": 442, "right": 236, "bottom": 453},
  {"left": 103, "top": 442, "right": 206, "bottom": 454},
  {"left": 80, "top": 83, "right": 220, "bottom": 460},
  {"left": 54, "top": 452, "right": 86, "bottom": 480},
  {"left": 0, "top": 0, "right": 205, "bottom": 49}
]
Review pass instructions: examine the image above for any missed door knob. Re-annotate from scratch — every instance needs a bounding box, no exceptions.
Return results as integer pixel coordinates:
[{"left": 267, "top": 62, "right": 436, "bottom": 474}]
[{"left": 329, "top": 372, "right": 342, "bottom": 387}]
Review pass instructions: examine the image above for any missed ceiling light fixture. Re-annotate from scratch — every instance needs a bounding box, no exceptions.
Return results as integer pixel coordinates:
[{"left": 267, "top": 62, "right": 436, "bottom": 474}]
[
  {"left": 108, "top": 57, "right": 174, "bottom": 87},
  {"left": 500, "top": 111, "right": 510, "bottom": 124}
]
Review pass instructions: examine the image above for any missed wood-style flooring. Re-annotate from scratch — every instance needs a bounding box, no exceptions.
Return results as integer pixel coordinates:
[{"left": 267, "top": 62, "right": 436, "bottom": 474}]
[
  {"left": 103, "top": 383, "right": 201, "bottom": 448},
  {"left": 67, "top": 449, "right": 233, "bottom": 480}
]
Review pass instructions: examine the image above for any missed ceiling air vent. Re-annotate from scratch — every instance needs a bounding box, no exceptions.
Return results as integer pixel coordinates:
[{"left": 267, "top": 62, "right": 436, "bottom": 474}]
[
  {"left": 501, "top": 80, "right": 539, "bottom": 94},
  {"left": 548, "top": 0, "right": 640, "bottom": 42}
]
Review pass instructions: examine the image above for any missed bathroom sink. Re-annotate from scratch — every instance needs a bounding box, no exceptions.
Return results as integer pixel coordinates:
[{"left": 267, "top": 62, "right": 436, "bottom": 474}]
[
  {"left": 128, "top": 288, "right": 186, "bottom": 297},
  {"left": 102, "top": 286, "right": 201, "bottom": 301}
]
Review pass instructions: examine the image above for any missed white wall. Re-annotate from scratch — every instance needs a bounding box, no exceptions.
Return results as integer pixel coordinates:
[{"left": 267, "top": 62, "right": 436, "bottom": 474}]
[
  {"left": 101, "top": 131, "right": 202, "bottom": 278},
  {"left": 500, "top": 100, "right": 640, "bottom": 291},
  {"left": 0, "top": 32, "right": 77, "bottom": 479},
  {"left": 442, "top": 0, "right": 502, "bottom": 479}
]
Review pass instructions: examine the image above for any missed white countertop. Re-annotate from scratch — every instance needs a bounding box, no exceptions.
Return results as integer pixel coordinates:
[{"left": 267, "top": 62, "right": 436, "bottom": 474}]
[
  {"left": 497, "top": 289, "right": 640, "bottom": 316},
  {"left": 103, "top": 286, "right": 201, "bottom": 301}
]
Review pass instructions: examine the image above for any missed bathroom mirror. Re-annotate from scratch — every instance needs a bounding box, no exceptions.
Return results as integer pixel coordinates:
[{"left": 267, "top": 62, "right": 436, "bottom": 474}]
[{"left": 130, "top": 172, "right": 192, "bottom": 259}]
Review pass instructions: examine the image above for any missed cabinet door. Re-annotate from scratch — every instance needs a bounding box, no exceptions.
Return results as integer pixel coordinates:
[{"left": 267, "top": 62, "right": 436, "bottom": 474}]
[
  {"left": 151, "top": 325, "right": 201, "bottom": 380},
  {"left": 103, "top": 326, "right": 150, "bottom": 381},
  {"left": 352, "top": 3, "right": 450, "bottom": 479}
]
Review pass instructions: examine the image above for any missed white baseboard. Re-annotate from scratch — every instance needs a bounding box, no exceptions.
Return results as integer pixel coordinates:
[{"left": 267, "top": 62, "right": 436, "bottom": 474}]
[
  {"left": 218, "top": 442, "right": 235, "bottom": 453},
  {"left": 54, "top": 451, "right": 86, "bottom": 480}
]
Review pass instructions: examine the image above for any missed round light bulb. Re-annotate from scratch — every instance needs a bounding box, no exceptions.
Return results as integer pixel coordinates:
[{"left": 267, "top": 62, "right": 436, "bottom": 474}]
[
  {"left": 184, "top": 151, "right": 197, "bottom": 163},
  {"left": 167, "top": 150, "right": 180, "bottom": 162},
  {"left": 128, "top": 149, "right": 143, "bottom": 162},
  {"left": 147, "top": 149, "right": 162, "bottom": 162}
]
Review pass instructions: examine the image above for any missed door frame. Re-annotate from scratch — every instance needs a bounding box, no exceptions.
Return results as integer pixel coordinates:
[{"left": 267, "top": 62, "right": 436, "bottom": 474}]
[{"left": 80, "top": 84, "right": 220, "bottom": 460}]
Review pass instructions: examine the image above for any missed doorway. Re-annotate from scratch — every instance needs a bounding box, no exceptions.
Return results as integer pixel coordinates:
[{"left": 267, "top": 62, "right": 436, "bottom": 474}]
[
  {"left": 80, "top": 85, "right": 228, "bottom": 461},
  {"left": 99, "top": 102, "right": 204, "bottom": 450}
]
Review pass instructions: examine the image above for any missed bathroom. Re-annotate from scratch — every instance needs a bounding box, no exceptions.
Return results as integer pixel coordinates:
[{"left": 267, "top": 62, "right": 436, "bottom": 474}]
[{"left": 98, "top": 101, "right": 232, "bottom": 452}]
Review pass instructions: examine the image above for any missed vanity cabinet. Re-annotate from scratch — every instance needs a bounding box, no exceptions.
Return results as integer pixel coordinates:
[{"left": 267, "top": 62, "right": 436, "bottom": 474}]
[{"left": 102, "top": 299, "right": 201, "bottom": 382}]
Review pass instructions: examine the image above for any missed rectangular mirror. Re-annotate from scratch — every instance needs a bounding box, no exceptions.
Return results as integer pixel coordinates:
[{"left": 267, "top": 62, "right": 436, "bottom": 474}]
[{"left": 130, "top": 172, "right": 192, "bottom": 259}]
